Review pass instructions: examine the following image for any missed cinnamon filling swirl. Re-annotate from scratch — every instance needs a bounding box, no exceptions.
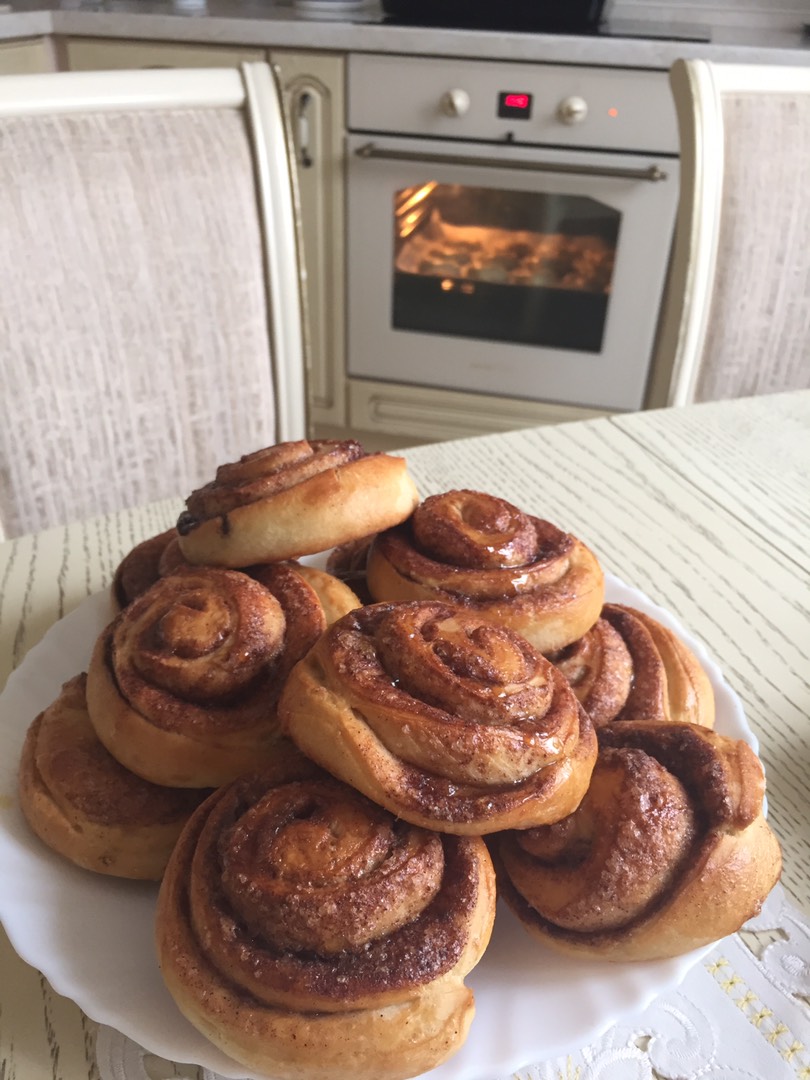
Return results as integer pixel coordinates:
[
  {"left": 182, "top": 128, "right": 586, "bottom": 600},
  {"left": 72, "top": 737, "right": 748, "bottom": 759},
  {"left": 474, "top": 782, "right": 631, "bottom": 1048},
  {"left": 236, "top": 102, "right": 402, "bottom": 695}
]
[
  {"left": 496, "top": 719, "right": 782, "bottom": 960},
  {"left": 86, "top": 565, "right": 327, "bottom": 787},
  {"left": 278, "top": 600, "right": 597, "bottom": 834},
  {"left": 549, "top": 603, "right": 715, "bottom": 728},
  {"left": 164, "top": 769, "right": 493, "bottom": 1012},
  {"left": 366, "top": 490, "right": 604, "bottom": 653}
]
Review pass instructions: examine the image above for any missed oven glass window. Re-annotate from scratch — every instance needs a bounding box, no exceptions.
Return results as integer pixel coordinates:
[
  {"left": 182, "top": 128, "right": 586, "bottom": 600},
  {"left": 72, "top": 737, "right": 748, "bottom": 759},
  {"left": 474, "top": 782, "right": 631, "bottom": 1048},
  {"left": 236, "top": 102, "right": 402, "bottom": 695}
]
[{"left": 393, "top": 182, "right": 621, "bottom": 352}]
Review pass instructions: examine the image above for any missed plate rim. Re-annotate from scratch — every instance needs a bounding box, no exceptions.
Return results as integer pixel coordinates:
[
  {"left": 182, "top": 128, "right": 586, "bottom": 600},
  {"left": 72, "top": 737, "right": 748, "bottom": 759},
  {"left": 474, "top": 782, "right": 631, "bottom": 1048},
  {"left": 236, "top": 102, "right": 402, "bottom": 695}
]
[{"left": 0, "top": 573, "right": 754, "bottom": 1079}]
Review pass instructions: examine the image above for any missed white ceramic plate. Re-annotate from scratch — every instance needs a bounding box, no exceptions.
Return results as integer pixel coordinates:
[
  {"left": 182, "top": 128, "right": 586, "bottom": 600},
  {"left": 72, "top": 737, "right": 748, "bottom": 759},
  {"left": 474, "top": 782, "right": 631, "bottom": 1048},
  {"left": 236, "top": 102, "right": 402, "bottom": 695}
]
[{"left": 0, "top": 573, "right": 755, "bottom": 1080}]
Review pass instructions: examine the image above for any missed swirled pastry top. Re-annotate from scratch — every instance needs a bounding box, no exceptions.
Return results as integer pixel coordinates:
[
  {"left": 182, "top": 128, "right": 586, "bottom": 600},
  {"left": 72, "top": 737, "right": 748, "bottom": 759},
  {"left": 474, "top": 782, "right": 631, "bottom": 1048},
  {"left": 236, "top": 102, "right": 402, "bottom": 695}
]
[
  {"left": 496, "top": 720, "right": 782, "bottom": 961},
  {"left": 18, "top": 674, "right": 208, "bottom": 879},
  {"left": 176, "top": 440, "right": 420, "bottom": 568},
  {"left": 86, "top": 564, "right": 330, "bottom": 788},
  {"left": 155, "top": 761, "right": 494, "bottom": 1080},
  {"left": 278, "top": 600, "right": 597, "bottom": 834},
  {"left": 160, "top": 766, "right": 494, "bottom": 1012},
  {"left": 366, "top": 490, "right": 604, "bottom": 653},
  {"left": 548, "top": 603, "right": 715, "bottom": 728}
]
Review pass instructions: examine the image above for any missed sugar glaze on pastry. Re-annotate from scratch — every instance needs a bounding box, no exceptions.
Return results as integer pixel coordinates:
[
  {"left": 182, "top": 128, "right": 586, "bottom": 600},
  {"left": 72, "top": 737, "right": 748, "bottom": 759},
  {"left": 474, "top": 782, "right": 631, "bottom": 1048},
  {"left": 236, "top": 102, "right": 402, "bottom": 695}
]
[
  {"left": 495, "top": 719, "right": 781, "bottom": 961},
  {"left": 279, "top": 600, "right": 597, "bottom": 834},
  {"left": 86, "top": 564, "right": 345, "bottom": 788},
  {"left": 155, "top": 762, "right": 495, "bottom": 1080},
  {"left": 549, "top": 603, "right": 715, "bottom": 728},
  {"left": 366, "top": 489, "right": 604, "bottom": 653}
]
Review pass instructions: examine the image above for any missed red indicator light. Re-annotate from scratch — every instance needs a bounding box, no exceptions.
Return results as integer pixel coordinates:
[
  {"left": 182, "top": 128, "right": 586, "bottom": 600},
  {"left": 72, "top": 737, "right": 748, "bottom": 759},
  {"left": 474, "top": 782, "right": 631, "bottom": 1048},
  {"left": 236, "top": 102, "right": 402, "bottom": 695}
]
[
  {"left": 608, "top": 107, "right": 619, "bottom": 118},
  {"left": 498, "top": 91, "right": 532, "bottom": 119}
]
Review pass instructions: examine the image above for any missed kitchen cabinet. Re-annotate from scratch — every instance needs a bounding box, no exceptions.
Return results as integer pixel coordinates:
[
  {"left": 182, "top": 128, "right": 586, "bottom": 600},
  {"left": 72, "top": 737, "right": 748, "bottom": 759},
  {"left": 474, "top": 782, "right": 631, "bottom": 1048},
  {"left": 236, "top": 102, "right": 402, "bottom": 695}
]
[
  {"left": 348, "top": 378, "right": 608, "bottom": 445},
  {"left": 0, "top": 37, "right": 53, "bottom": 74},
  {"left": 270, "top": 49, "right": 347, "bottom": 432}
]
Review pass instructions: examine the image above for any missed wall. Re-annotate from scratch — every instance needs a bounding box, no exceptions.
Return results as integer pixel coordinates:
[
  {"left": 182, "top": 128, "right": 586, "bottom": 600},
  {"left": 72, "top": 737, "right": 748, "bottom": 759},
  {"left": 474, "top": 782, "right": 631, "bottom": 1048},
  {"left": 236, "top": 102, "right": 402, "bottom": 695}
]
[{"left": 611, "top": 0, "right": 810, "bottom": 31}]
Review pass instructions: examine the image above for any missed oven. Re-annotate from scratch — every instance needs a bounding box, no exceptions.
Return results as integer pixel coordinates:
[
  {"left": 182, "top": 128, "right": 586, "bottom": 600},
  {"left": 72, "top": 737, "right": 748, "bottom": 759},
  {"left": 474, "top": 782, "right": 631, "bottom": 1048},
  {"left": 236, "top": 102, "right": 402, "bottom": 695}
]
[{"left": 345, "top": 54, "right": 680, "bottom": 414}]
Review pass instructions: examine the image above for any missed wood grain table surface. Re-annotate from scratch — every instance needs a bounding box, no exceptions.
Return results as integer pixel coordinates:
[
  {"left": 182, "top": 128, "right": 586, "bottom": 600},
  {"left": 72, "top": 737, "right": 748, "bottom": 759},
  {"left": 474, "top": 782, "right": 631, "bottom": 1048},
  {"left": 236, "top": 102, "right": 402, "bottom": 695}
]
[{"left": 1, "top": 389, "right": 808, "bottom": 1080}]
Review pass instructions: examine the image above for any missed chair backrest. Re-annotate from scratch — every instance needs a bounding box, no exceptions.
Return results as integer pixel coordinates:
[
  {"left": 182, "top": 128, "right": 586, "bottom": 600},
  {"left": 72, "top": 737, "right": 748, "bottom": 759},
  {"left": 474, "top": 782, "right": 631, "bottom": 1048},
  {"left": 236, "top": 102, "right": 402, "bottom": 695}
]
[
  {"left": 0, "top": 63, "right": 307, "bottom": 540},
  {"left": 650, "top": 59, "right": 810, "bottom": 407}
]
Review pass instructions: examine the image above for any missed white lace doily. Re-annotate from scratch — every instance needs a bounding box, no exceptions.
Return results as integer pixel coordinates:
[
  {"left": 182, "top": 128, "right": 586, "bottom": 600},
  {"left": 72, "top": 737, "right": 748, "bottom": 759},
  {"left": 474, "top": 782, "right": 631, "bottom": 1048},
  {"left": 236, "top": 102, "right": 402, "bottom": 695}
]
[{"left": 94, "top": 884, "right": 810, "bottom": 1080}]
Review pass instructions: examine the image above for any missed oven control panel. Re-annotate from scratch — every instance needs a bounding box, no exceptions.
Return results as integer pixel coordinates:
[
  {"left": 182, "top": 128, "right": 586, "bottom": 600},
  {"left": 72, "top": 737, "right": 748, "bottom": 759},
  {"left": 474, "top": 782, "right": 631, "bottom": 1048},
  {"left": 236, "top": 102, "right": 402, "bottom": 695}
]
[{"left": 348, "top": 54, "right": 678, "bottom": 154}]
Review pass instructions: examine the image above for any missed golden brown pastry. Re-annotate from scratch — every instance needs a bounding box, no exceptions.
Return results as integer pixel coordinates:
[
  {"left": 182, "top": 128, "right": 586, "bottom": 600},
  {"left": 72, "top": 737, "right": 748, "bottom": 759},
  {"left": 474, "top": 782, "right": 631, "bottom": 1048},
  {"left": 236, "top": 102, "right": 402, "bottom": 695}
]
[
  {"left": 156, "top": 762, "right": 495, "bottom": 1080},
  {"left": 86, "top": 564, "right": 342, "bottom": 788},
  {"left": 176, "top": 440, "right": 420, "bottom": 568},
  {"left": 18, "top": 674, "right": 209, "bottom": 879},
  {"left": 112, "top": 528, "right": 193, "bottom": 608},
  {"left": 278, "top": 600, "right": 598, "bottom": 835},
  {"left": 249, "top": 561, "right": 362, "bottom": 626},
  {"left": 366, "top": 489, "right": 604, "bottom": 653},
  {"left": 325, "top": 532, "right": 377, "bottom": 603},
  {"left": 549, "top": 603, "right": 715, "bottom": 728},
  {"left": 495, "top": 720, "right": 781, "bottom": 961},
  {"left": 113, "top": 528, "right": 174, "bottom": 607}
]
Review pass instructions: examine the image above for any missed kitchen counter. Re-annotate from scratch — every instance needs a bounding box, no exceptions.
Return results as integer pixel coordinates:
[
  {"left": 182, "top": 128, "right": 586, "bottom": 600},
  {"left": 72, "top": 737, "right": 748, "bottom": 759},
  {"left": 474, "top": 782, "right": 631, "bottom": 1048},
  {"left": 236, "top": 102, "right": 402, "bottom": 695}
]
[{"left": 1, "top": 0, "right": 809, "bottom": 69}]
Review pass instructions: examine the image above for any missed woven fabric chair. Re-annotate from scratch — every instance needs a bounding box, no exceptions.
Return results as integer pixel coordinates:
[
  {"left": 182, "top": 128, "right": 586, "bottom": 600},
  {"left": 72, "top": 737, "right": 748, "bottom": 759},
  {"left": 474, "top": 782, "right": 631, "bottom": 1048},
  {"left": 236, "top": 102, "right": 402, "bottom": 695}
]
[
  {"left": 0, "top": 64, "right": 306, "bottom": 540},
  {"left": 651, "top": 59, "right": 810, "bottom": 407}
]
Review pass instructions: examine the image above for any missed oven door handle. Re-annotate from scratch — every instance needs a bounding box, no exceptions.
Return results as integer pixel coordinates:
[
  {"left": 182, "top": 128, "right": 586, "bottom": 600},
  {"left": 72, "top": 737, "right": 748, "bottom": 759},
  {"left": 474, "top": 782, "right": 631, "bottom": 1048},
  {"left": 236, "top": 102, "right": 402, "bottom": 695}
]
[{"left": 354, "top": 141, "right": 669, "bottom": 182}]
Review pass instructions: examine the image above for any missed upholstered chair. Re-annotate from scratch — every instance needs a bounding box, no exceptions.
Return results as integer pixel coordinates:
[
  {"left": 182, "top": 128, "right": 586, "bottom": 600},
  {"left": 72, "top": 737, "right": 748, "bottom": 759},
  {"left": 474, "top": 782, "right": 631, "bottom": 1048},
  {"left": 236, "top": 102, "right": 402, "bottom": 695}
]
[
  {"left": 649, "top": 59, "right": 810, "bottom": 407},
  {"left": 0, "top": 64, "right": 306, "bottom": 539}
]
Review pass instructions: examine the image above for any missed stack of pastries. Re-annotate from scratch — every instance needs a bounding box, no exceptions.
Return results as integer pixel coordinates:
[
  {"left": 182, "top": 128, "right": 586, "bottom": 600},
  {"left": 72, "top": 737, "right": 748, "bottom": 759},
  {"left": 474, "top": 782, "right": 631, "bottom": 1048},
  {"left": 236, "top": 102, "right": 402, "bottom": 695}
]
[{"left": 16, "top": 438, "right": 782, "bottom": 1080}]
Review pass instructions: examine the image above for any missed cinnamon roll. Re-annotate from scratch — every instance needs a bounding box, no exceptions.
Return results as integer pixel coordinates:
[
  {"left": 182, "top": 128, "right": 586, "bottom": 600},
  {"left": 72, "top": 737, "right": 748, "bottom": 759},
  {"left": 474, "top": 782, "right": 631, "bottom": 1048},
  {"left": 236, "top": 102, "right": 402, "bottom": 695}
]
[
  {"left": 549, "top": 603, "right": 715, "bottom": 728},
  {"left": 156, "top": 762, "right": 495, "bottom": 1080},
  {"left": 18, "top": 674, "right": 208, "bottom": 879},
  {"left": 113, "top": 528, "right": 175, "bottom": 607},
  {"left": 495, "top": 720, "right": 781, "bottom": 961},
  {"left": 366, "top": 490, "right": 604, "bottom": 653},
  {"left": 249, "top": 561, "right": 362, "bottom": 627},
  {"left": 278, "top": 600, "right": 598, "bottom": 835},
  {"left": 156, "top": 532, "right": 192, "bottom": 576},
  {"left": 326, "top": 532, "right": 377, "bottom": 603},
  {"left": 86, "top": 564, "right": 332, "bottom": 788},
  {"left": 176, "top": 439, "right": 420, "bottom": 568},
  {"left": 113, "top": 528, "right": 194, "bottom": 608}
]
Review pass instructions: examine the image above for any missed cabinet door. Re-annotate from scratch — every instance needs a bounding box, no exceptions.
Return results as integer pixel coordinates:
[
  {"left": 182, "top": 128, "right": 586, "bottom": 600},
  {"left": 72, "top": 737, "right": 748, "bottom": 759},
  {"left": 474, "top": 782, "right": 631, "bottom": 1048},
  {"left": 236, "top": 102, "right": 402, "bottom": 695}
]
[
  {"left": 271, "top": 49, "right": 346, "bottom": 429},
  {"left": 0, "top": 38, "right": 53, "bottom": 75},
  {"left": 349, "top": 378, "right": 609, "bottom": 443},
  {"left": 62, "top": 37, "right": 264, "bottom": 70}
]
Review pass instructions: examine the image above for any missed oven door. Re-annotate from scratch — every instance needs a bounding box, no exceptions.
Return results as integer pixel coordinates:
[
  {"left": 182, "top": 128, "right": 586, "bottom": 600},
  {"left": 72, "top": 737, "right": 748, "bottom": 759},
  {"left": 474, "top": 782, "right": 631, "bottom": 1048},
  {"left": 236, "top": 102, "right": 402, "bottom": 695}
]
[{"left": 346, "top": 133, "right": 679, "bottom": 412}]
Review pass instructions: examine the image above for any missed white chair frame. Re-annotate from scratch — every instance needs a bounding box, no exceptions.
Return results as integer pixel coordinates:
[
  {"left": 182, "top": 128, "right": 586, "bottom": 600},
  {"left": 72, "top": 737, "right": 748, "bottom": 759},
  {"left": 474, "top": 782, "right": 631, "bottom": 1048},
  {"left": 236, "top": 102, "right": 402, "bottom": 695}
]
[
  {"left": 0, "top": 61, "right": 306, "bottom": 443},
  {"left": 653, "top": 59, "right": 810, "bottom": 408}
]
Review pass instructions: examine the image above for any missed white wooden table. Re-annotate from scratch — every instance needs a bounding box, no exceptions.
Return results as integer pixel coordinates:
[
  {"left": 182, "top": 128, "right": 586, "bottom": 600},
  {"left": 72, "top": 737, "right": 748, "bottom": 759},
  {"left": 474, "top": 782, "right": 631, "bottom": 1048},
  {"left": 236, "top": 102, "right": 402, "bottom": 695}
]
[{"left": 1, "top": 389, "right": 808, "bottom": 1080}]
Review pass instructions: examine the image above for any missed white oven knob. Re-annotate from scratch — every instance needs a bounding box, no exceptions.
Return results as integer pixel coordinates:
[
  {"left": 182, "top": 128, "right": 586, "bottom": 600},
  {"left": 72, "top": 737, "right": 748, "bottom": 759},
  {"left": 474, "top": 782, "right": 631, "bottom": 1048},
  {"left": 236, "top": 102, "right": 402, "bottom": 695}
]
[
  {"left": 558, "top": 95, "right": 589, "bottom": 124},
  {"left": 440, "top": 88, "right": 471, "bottom": 117}
]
